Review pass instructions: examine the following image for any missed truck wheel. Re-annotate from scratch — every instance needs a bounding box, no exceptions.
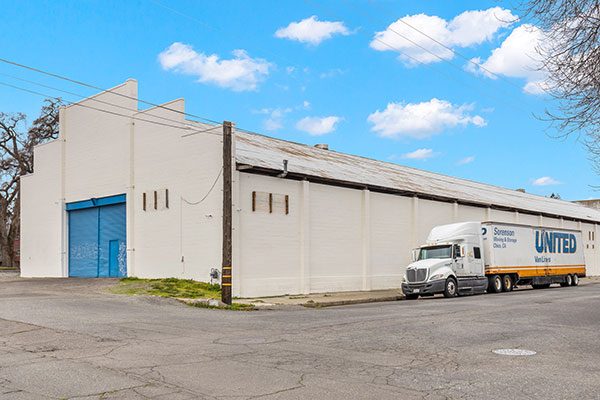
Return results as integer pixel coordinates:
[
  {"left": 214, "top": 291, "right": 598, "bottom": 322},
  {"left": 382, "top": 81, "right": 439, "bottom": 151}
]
[
  {"left": 443, "top": 278, "right": 457, "bottom": 298},
  {"left": 562, "top": 274, "right": 573, "bottom": 287},
  {"left": 572, "top": 274, "right": 579, "bottom": 286},
  {"left": 502, "top": 275, "right": 513, "bottom": 292},
  {"left": 488, "top": 275, "right": 503, "bottom": 293},
  {"left": 405, "top": 294, "right": 419, "bottom": 300}
]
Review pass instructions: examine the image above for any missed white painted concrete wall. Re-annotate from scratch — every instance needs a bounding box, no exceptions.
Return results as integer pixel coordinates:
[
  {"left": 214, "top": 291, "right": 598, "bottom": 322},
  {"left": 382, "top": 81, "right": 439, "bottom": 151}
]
[
  {"left": 131, "top": 99, "right": 223, "bottom": 282},
  {"left": 20, "top": 80, "right": 223, "bottom": 282},
  {"left": 20, "top": 140, "right": 63, "bottom": 276},
  {"left": 237, "top": 173, "right": 600, "bottom": 297}
]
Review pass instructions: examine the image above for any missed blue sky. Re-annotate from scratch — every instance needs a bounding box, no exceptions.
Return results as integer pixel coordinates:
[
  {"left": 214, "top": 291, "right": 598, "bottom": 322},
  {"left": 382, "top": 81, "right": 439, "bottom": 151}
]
[{"left": 0, "top": 0, "right": 596, "bottom": 200}]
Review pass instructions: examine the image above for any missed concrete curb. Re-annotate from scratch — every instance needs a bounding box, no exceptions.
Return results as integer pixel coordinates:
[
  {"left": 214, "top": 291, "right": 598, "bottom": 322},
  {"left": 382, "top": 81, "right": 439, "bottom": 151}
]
[{"left": 302, "top": 295, "right": 404, "bottom": 308}]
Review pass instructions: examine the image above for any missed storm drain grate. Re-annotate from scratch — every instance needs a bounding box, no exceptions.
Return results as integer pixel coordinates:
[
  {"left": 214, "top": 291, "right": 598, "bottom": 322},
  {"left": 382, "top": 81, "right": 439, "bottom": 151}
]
[{"left": 493, "top": 349, "right": 537, "bottom": 356}]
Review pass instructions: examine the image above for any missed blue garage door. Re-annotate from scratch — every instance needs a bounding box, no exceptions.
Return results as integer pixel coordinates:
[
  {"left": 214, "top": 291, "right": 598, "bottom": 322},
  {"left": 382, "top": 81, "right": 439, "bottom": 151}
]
[{"left": 68, "top": 195, "right": 126, "bottom": 277}]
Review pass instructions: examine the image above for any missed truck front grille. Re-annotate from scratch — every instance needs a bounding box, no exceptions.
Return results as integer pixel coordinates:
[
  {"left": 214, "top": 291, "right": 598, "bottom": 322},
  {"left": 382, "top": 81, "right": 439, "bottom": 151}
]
[{"left": 407, "top": 268, "right": 428, "bottom": 282}]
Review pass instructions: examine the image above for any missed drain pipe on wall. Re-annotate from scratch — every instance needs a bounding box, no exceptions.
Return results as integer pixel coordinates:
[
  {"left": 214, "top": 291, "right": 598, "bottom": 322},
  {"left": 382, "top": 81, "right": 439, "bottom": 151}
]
[{"left": 277, "top": 159, "right": 288, "bottom": 178}]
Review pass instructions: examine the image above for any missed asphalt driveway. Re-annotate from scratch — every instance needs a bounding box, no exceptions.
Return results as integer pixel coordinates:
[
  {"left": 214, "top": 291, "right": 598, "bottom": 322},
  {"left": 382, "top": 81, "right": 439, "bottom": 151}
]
[{"left": 0, "top": 273, "right": 599, "bottom": 399}]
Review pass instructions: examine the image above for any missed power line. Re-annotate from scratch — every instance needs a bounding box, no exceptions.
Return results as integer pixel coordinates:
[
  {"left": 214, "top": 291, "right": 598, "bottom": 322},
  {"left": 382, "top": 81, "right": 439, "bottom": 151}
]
[
  {"left": 368, "top": 36, "right": 533, "bottom": 114},
  {"left": 0, "top": 72, "right": 215, "bottom": 131},
  {"left": 0, "top": 56, "right": 268, "bottom": 139},
  {"left": 360, "top": 1, "right": 548, "bottom": 97},
  {"left": 0, "top": 80, "right": 223, "bottom": 135},
  {"left": 310, "top": 0, "right": 537, "bottom": 115},
  {"left": 383, "top": 12, "right": 536, "bottom": 93},
  {"left": 0, "top": 56, "right": 222, "bottom": 126}
]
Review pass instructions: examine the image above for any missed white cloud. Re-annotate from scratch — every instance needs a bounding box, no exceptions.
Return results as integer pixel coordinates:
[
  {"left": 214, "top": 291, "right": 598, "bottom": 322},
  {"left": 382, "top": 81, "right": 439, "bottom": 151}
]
[
  {"left": 319, "top": 68, "right": 346, "bottom": 79},
  {"left": 158, "top": 42, "right": 271, "bottom": 91},
  {"left": 296, "top": 116, "right": 341, "bottom": 135},
  {"left": 302, "top": 101, "right": 311, "bottom": 110},
  {"left": 370, "top": 7, "right": 516, "bottom": 66},
  {"left": 367, "top": 98, "right": 486, "bottom": 139},
  {"left": 255, "top": 107, "right": 292, "bottom": 131},
  {"left": 468, "top": 24, "right": 549, "bottom": 94},
  {"left": 532, "top": 176, "right": 561, "bottom": 186},
  {"left": 402, "top": 148, "right": 438, "bottom": 160},
  {"left": 275, "top": 16, "right": 351, "bottom": 45},
  {"left": 457, "top": 156, "right": 475, "bottom": 165}
]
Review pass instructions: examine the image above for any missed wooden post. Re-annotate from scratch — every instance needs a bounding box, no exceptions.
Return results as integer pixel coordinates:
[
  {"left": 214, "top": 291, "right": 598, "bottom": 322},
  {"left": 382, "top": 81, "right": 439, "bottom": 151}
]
[{"left": 221, "top": 121, "right": 233, "bottom": 304}]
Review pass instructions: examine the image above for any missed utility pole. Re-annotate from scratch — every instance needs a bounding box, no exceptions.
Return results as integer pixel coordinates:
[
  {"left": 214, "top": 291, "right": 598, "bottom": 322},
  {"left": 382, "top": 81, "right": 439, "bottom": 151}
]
[{"left": 221, "top": 121, "right": 233, "bottom": 305}]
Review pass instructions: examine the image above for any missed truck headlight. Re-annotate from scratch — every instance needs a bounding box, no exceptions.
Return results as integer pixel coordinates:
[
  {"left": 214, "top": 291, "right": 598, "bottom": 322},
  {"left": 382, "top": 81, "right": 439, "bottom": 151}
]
[{"left": 429, "top": 273, "right": 444, "bottom": 281}]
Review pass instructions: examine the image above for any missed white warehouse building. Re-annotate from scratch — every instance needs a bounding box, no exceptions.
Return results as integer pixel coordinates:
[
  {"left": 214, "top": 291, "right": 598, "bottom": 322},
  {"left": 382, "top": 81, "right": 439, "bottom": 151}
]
[{"left": 20, "top": 80, "right": 600, "bottom": 297}]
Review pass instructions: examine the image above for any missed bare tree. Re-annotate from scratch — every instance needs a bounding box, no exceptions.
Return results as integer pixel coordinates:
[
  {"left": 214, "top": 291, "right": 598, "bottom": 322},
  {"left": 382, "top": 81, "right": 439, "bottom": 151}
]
[
  {"left": 519, "top": 1, "right": 600, "bottom": 169},
  {"left": 0, "top": 99, "right": 61, "bottom": 267}
]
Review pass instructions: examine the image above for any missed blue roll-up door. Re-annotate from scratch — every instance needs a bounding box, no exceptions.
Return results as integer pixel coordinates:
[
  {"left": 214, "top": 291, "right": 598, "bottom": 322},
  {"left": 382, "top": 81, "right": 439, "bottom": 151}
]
[
  {"left": 68, "top": 208, "right": 100, "bottom": 277},
  {"left": 68, "top": 195, "right": 126, "bottom": 278}
]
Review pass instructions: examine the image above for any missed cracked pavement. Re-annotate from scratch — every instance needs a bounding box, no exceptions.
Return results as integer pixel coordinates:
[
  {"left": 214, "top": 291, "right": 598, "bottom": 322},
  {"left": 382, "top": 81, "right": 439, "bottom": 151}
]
[{"left": 0, "top": 273, "right": 599, "bottom": 399}]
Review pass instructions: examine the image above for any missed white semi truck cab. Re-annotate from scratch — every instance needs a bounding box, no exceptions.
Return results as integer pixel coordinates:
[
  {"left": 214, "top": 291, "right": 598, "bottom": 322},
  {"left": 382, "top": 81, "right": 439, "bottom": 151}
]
[{"left": 401, "top": 221, "right": 586, "bottom": 299}]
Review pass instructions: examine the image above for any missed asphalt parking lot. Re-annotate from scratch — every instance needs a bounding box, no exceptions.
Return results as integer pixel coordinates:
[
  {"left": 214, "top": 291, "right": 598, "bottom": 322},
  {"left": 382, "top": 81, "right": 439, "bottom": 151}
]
[{"left": 0, "top": 273, "right": 599, "bottom": 399}]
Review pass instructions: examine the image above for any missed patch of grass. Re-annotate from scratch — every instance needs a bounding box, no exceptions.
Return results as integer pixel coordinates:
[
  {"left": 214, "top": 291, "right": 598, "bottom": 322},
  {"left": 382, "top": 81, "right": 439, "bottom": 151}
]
[
  {"left": 110, "top": 277, "right": 221, "bottom": 299},
  {"left": 0, "top": 266, "right": 18, "bottom": 271}
]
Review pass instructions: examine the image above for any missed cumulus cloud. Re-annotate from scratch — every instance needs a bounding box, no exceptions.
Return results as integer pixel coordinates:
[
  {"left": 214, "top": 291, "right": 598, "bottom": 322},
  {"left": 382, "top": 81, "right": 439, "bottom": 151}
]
[
  {"left": 402, "top": 148, "right": 438, "bottom": 160},
  {"left": 319, "top": 68, "right": 346, "bottom": 79},
  {"left": 296, "top": 116, "right": 341, "bottom": 135},
  {"left": 532, "top": 176, "right": 561, "bottom": 186},
  {"left": 275, "top": 16, "right": 351, "bottom": 45},
  {"left": 467, "top": 24, "right": 549, "bottom": 95},
  {"left": 367, "top": 98, "right": 486, "bottom": 139},
  {"left": 255, "top": 107, "right": 292, "bottom": 131},
  {"left": 457, "top": 156, "right": 475, "bottom": 165},
  {"left": 158, "top": 42, "right": 271, "bottom": 91},
  {"left": 370, "top": 7, "right": 516, "bottom": 66}
]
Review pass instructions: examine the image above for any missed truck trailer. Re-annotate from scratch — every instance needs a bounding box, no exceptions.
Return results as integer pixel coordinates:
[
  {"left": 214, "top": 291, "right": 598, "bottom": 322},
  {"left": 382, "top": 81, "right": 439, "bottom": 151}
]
[{"left": 401, "top": 221, "right": 586, "bottom": 299}]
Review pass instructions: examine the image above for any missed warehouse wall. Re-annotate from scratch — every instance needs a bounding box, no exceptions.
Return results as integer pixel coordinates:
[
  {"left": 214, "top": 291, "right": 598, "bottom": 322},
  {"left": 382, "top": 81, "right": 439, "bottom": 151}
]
[
  {"left": 20, "top": 140, "right": 63, "bottom": 276},
  {"left": 237, "top": 173, "right": 600, "bottom": 297},
  {"left": 131, "top": 100, "right": 223, "bottom": 281},
  {"left": 20, "top": 80, "right": 223, "bottom": 281},
  {"left": 63, "top": 80, "right": 136, "bottom": 202},
  {"left": 370, "top": 193, "right": 412, "bottom": 290},
  {"left": 236, "top": 174, "right": 302, "bottom": 296}
]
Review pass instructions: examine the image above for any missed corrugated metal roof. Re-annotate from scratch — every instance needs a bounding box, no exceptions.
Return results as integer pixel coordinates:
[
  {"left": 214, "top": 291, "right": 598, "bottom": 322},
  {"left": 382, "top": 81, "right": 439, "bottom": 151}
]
[{"left": 235, "top": 131, "right": 600, "bottom": 223}]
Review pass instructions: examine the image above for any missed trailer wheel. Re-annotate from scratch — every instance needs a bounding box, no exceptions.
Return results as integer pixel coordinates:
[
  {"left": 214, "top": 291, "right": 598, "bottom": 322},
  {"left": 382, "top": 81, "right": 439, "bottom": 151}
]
[
  {"left": 564, "top": 274, "right": 573, "bottom": 287},
  {"left": 488, "top": 275, "right": 503, "bottom": 293},
  {"left": 502, "top": 275, "right": 513, "bottom": 292},
  {"left": 405, "top": 294, "right": 419, "bottom": 300},
  {"left": 443, "top": 277, "right": 457, "bottom": 298},
  {"left": 572, "top": 274, "right": 579, "bottom": 286}
]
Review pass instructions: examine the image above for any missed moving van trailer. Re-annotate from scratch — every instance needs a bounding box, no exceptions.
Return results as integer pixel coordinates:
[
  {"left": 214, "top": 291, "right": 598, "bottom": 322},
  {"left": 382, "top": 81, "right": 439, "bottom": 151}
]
[{"left": 401, "top": 222, "right": 586, "bottom": 299}]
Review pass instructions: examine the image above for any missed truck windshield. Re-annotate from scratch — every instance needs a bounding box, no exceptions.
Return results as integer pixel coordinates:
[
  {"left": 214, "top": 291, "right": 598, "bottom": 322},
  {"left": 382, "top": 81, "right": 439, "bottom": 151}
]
[{"left": 418, "top": 245, "right": 452, "bottom": 260}]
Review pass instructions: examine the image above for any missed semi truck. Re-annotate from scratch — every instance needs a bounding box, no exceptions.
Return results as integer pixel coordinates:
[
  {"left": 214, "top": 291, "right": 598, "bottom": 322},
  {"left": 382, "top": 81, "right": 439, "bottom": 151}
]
[{"left": 401, "top": 221, "right": 586, "bottom": 299}]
